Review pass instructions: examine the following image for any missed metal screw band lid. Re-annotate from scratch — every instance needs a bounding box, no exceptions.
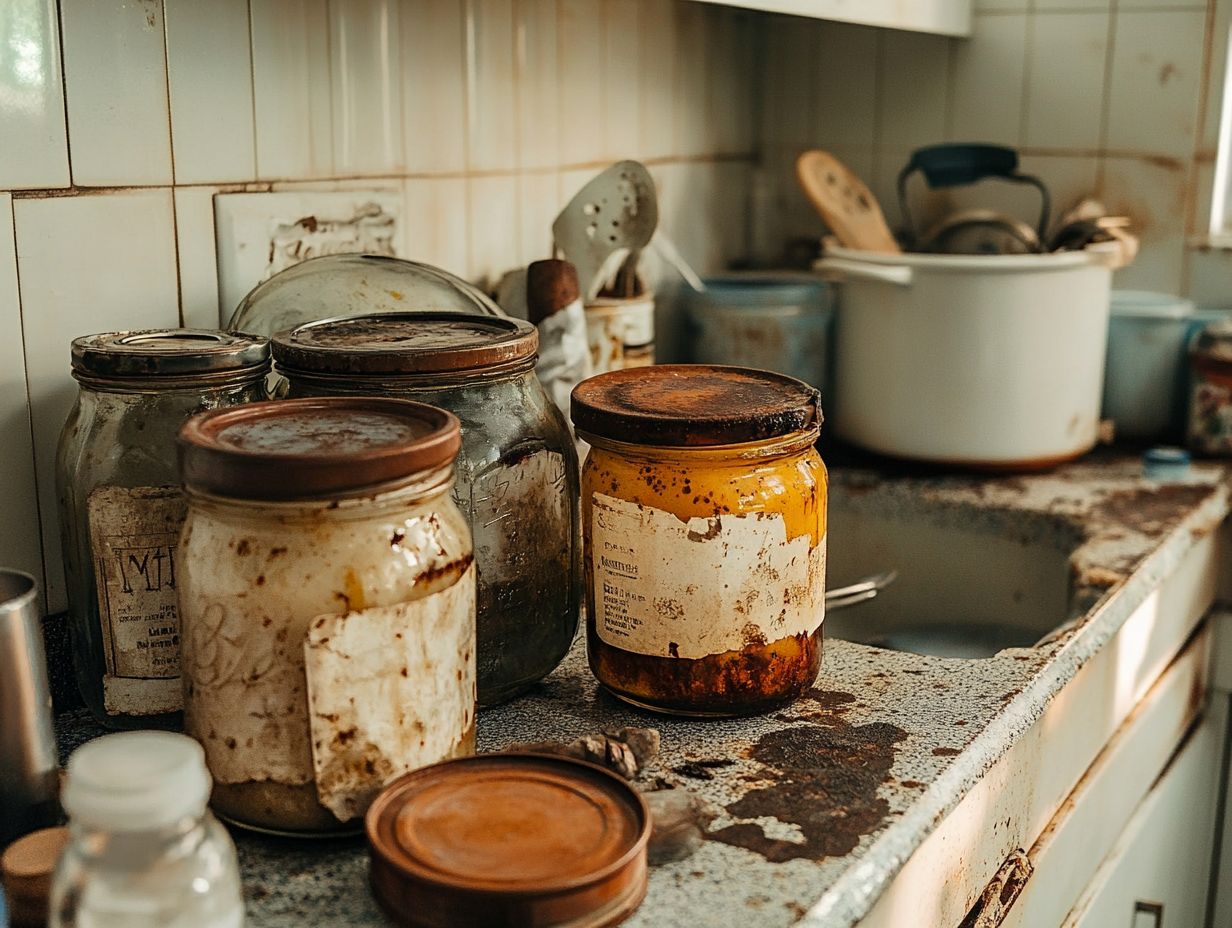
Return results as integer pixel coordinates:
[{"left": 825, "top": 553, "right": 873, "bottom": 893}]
[
  {"left": 571, "top": 364, "right": 822, "bottom": 447},
  {"left": 272, "top": 312, "right": 538, "bottom": 376},
  {"left": 178, "top": 397, "right": 461, "bottom": 500},
  {"left": 71, "top": 329, "right": 270, "bottom": 381}
]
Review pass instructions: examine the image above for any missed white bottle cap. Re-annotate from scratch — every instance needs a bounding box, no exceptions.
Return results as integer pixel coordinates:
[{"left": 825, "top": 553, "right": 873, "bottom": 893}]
[{"left": 63, "top": 732, "right": 212, "bottom": 832}]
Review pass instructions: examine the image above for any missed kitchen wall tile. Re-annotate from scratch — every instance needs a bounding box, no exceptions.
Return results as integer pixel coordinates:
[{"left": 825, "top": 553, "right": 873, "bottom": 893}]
[
  {"left": 1184, "top": 245, "right": 1232, "bottom": 306},
  {"left": 559, "top": 0, "right": 605, "bottom": 166},
  {"left": 515, "top": 0, "right": 560, "bottom": 171},
  {"left": 14, "top": 190, "right": 179, "bottom": 611},
  {"left": 1034, "top": 0, "right": 1111, "bottom": 10},
  {"left": 1018, "top": 153, "right": 1101, "bottom": 223},
  {"left": 712, "top": 161, "right": 752, "bottom": 269},
  {"left": 0, "top": 0, "right": 70, "bottom": 189},
  {"left": 467, "top": 173, "right": 520, "bottom": 287},
  {"left": 329, "top": 0, "right": 405, "bottom": 176},
  {"left": 164, "top": 0, "right": 256, "bottom": 185},
  {"left": 1119, "top": 0, "right": 1207, "bottom": 9},
  {"left": 706, "top": 7, "right": 757, "bottom": 155},
  {"left": 760, "top": 14, "right": 819, "bottom": 152},
  {"left": 173, "top": 187, "right": 223, "bottom": 328},
  {"left": 637, "top": 0, "right": 677, "bottom": 161},
  {"left": 403, "top": 177, "right": 469, "bottom": 275},
  {"left": 673, "top": 2, "right": 709, "bottom": 158},
  {"left": 603, "top": 0, "right": 641, "bottom": 159},
  {"left": 1105, "top": 11, "right": 1207, "bottom": 161},
  {"left": 974, "top": 0, "right": 1029, "bottom": 10},
  {"left": 1189, "top": 159, "right": 1215, "bottom": 234},
  {"left": 1102, "top": 156, "right": 1190, "bottom": 293},
  {"left": 1024, "top": 12, "right": 1110, "bottom": 150},
  {"left": 815, "top": 22, "right": 879, "bottom": 149},
  {"left": 878, "top": 30, "right": 951, "bottom": 149},
  {"left": 400, "top": 0, "right": 467, "bottom": 174},
  {"left": 1199, "top": 0, "right": 1230, "bottom": 157},
  {"left": 59, "top": 0, "right": 173, "bottom": 186},
  {"left": 950, "top": 13, "right": 1028, "bottom": 146},
  {"left": 519, "top": 170, "right": 560, "bottom": 265},
  {"left": 466, "top": 0, "right": 518, "bottom": 172},
  {"left": 251, "top": 0, "right": 334, "bottom": 180},
  {"left": 0, "top": 195, "right": 44, "bottom": 591}
]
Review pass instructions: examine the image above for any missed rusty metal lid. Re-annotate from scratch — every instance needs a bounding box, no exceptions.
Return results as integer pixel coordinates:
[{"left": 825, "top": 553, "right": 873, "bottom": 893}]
[
  {"left": 366, "top": 753, "right": 650, "bottom": 928},
  {"left": 271, "top": 312, "right": 538, "bottom": 377},
  {"left": 178, "top": 397, "right": 461, "bottom": 500},
  {"left": 72, "top": 329, "right": 270, "bottom": 381},
  {"left": 571, "top": 364, "right": 822, "bottom": 447}
]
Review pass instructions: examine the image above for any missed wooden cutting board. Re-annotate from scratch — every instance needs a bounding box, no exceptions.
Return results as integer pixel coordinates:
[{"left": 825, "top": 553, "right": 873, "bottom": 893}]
[{"left": 796, "top": 150, "right": 901, "bottom": 254}]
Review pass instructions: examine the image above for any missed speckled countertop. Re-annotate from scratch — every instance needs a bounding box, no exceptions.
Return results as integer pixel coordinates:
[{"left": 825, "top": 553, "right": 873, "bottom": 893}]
[{"left": 53, "top": 452, "right": 1232, "bottom": 928}]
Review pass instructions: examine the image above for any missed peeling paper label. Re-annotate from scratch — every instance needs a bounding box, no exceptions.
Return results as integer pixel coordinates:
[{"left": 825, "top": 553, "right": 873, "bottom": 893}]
[
  {"left": 87, "top": 485, "right": 187, "bottom": 716},
  {"left": 591, "top": 494, "right": 824, "bottom": 660},
  {"left": 305, "top": 564, "right": 476, "bottom": 822}
]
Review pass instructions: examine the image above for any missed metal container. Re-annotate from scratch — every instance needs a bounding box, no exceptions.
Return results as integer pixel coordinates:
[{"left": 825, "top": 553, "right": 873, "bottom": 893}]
[
  {"left": 0, "top": 570, "right": 59, "bottom": 848},
  {"left": 685, "top": 276, "right": 835, "bottom": 395},
  {"left": 585, "top": 292, "right": 655, "bottom": 373},
  {"left": 1188, "top": 320, "right": 1232, "bottom": 455}
]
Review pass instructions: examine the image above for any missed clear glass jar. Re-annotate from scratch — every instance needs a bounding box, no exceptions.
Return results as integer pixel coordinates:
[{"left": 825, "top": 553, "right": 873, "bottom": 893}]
[
  {"left": 272, "top": 313, "right": 581, "bottom": 706},
  {"left": 50, "top": 731, "right": 244, "bottom": 928},
  {"left": 177, "top": 397, "right": 476, "bottom": 836},
  {"left": 56, "top": 331, "right": 269, "bottom": 730},
  {"left": 572, "top": 365, "right": 828, "bottom": 717}
]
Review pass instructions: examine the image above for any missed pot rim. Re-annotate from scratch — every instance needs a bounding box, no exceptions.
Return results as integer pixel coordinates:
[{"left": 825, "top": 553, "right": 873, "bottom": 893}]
[{"left": 824, "top": 244, "right": 1103, "bottom": 273}]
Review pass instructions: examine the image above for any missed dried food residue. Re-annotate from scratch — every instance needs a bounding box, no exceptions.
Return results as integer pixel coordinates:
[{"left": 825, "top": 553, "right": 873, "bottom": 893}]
[
  {"left": 710, "top": 719, "right": 906, "bottom": 862},
  {"left": 673, "top": 759, "right": 736, "bottom": 781}
]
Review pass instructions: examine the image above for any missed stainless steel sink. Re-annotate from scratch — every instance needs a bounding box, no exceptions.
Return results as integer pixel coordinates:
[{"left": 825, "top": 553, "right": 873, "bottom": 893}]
[{"left": 825, "top": 490, "right": 1083, "bottom": 659}]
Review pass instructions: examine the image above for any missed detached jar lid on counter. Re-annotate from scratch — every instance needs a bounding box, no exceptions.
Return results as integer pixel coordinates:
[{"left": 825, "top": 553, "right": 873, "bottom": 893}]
[
  {"left": 367, "top": 753, "right": 650, "bottom": 928},
  {"left": 71, "top": 329, "right": 270, "bottom": 387},
  {"left": 572, "top": 365, "right": 827, "bottom": 718}
]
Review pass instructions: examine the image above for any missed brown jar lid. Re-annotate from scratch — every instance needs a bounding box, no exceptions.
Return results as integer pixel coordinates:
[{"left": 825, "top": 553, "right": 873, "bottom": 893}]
[
  {"left": 271, "top": 312, "right": 538, "bottom": 377},
  {"left": 178, "top": 397, "right": 461, "bottom": 500},
  {"left": 366, "top": 753, "right": 650, "bottom": 928},
  {"left": 571, "top": 364, "right": 822, "bottom": 447},
  {"left": 2, "top": 826, "right": 69, "bottom": 928},
  {"left": 72, "top": 329, "right": 270, "bottom": 382}
]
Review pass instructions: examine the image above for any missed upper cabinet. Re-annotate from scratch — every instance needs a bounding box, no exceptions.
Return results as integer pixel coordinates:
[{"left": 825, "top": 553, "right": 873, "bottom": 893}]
[{"left": 698, "top": 0, "right": 972, "bottom": 37}]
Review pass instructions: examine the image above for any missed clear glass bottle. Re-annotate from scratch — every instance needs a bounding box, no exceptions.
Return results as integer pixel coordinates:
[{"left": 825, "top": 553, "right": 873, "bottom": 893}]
[
  {"left": 272, "top": 313, "right": 581, "bottom": 706},
  {"left": 50, "top": 731, "right": 244, "bottom": 928},
  {"left": 56, "top": 331, "right": 269, "bottom": 730},
  {"left": 177, "top": 397, "right": 476, "bottom": 836}
]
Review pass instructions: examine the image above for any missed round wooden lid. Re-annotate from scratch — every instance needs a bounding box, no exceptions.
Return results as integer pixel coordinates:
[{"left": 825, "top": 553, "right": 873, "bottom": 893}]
[
  {"left": 571, "top": 364, "right": 821, "bottom": 447},
  {"left": 367, "top": 754, "right": 650, "bottom": 928}
]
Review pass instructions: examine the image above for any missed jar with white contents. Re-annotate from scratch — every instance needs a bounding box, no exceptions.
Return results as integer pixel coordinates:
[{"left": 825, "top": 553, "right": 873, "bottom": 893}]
[{"left": 176, "top": 397, "right": 476, "bottom": 836}]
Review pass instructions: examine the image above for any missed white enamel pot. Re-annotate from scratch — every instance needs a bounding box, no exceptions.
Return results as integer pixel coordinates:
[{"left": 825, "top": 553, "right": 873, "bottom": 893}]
[{"left": 816, "top": 246, "right": 1113, "bottom": 470}]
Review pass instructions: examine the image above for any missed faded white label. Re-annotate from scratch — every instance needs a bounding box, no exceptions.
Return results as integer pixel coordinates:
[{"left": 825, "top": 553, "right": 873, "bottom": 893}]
[
  {"left": 591, "top": 494, "right": 824, "bottom": 660},
  {"left": 304, "top": 564, "right": 476, "bottom": 822},
  {"left": 87, "top": 485, "right": 186, "bottom": 716}
]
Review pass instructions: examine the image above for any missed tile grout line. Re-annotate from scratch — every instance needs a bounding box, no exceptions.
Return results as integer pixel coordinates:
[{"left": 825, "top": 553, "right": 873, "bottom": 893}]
[
  {"left": 1019, "top": 8, "right": 1034, "bottom": 147},
  {"left": 245, "top": 0, "right": 259, "bottom": 181},
  {"left": 54, "top": 0, "right": 75, "bottom": 187},
  {"left": 7, "top": 196, "right": 52, "bottom": 612},
  {"left": 1179, "top": 0, "right": 1220, "bottom": 289},
  {"left": 159, "top": 0, "right": 186, "bottom": 326},
  {"left": 1093, "top": 1, "right": 1119, "bottom": 193}
]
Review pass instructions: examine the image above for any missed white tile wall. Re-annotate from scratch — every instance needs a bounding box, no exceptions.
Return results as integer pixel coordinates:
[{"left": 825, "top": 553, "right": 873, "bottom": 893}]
[
  {"left": 0, "top": 0, "right": 70, "bottom": 189},
  {"left": 14, "top": 190, "right": 180, "bottom": 612},
  {"left": 1024, "top": 12, "right": 1110, "bottom": 150},
  {"left": 60, "top": 0, "right": 174, "bottom": 186}
]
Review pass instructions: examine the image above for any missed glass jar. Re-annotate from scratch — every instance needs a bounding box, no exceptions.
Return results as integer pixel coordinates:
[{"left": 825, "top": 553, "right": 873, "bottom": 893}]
[
  {"left": 572, "top": 365, "right": 827, "bottom": 717},
  {"left": 177, "top": 397, "right": 476, "bottom": 835},
  {"left": 1188, "top": 319, "right": 1232, "bottom": 455},
  {"left": 272, "top": 313, "right": 581, "bottom": 706},
  {"left": 56, "top": 330, "right": 270, "bottom": 730},
  {"left": 51, "top": 731, "right": 244, "bottom": 928}
]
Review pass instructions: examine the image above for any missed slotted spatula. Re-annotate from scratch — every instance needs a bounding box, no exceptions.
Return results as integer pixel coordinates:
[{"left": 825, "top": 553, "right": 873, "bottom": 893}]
[{"left": 797, "top": 150, "right": 901, "bottom": 254}]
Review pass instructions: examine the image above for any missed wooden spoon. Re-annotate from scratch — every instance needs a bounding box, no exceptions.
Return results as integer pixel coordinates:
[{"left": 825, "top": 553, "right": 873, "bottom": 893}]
[{"left": 797, "top": 150, "right": 901, "bottom": 254}]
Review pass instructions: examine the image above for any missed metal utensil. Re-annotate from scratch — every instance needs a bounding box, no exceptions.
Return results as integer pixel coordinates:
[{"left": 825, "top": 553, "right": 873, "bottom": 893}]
[
  {"left": 651, "top": 230, "right": 706, "bottom": 293},
  {"left": 920, "top": 209, "right": 1040, "bottom": 255},
  {"left": 0, "top": 570, "right": 59, "bottom": 847},
  {"left": 825, "top": 569, "right": 898, "bottom": 611},
  {"left": 553, "top": 161, "right": 658, "bottom": 303}
]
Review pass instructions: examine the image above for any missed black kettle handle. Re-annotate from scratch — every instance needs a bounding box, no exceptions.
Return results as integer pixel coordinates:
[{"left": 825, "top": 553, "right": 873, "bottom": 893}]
[{"left": 896, "top": 144, "right": 1051, "bottom": 244}]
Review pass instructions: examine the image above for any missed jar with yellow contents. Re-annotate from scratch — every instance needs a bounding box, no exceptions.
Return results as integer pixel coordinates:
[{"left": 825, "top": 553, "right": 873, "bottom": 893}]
[{"left": 571, "top": 365, "right": 827, "bottom": 717}]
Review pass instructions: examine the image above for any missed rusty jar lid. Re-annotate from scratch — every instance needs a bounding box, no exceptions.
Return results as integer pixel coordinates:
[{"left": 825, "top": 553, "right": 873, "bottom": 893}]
[
  {"left": 571, "top": 364, "right": 822, "bottom": 447},
  {"left": 271, "top": 312, "right": 538, "bottom": 377},
  {"left": 72, "top": 329, "right": 270, "bottom": 383},
  {"left": 1, "top": 826, "right": 69, "bottom": 928},
  {"left": 178, "top": 397, "right": 461, "bottom": 501},
  {"left": 366, "top": 753, "right": 650, "bottom": 928}
]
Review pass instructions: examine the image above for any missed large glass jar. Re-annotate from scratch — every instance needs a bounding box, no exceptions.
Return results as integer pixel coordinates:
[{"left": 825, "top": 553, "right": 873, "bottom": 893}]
[
  {"left": 272, "top": 313, "right": 581, "bottom": 705},
  {"left": 572, "top": 365, "right": 828, "bottom": 717},
  {"left": 56, "top": 330, "right": 270, "bottom": 730},
  {"left": 177, "top": 397, "right": 476, "bottom": 836}
]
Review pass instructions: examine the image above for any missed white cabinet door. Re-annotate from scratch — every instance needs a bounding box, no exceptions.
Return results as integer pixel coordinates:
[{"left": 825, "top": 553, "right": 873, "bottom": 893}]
[
  {"left": 696, "top": 1, "right": 971, "bottom": 37},
  {"left": 1063, "top": 695, "right": 1225, "bottom": 928}
]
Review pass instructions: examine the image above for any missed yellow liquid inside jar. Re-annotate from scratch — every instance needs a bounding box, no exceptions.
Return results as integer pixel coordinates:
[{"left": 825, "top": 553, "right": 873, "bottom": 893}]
[{"left": 580, "top": 429, "right": 827, "bottom": 717}]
